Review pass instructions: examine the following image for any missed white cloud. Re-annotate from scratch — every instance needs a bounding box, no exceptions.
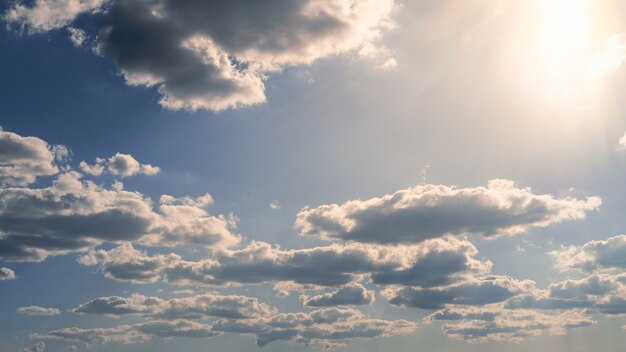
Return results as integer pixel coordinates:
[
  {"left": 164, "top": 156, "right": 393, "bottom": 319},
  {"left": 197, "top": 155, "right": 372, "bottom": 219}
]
[
  {"left": 80, "top": 153, "right": 160, "bottom": 177},
  {"left": 269, "top": 201, "right": 281, "bottom": 210},
  {"left": 3, "top": 0, "right": 109, "bottom": 33},
  {"left": 300, "top": 283, "right": 375, "bottom": 307},
  {"left": 66, "top": 26, "right": 87, "bottom": 47},
  {"left": 0, "top": 130, "right": 60, "bottom": 186},
  {"left": 296, "top": 179, "right": 600, "bottom": 244},
  {"left": 0, "top": 267, "right": 16, "bottom": 280},
  {"left": 21, "top": 341, "right": 45, "bottom": 352},
  {"left": 17, "top": 306, "right": 61, "bottom": 316}
]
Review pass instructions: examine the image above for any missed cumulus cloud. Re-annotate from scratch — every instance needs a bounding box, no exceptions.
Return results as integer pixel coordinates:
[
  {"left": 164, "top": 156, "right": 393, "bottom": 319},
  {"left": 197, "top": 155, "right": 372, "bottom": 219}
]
[
  {"left": 67, "top": 26, "right": 87, "bottom": 47},
  {"left": 0, "top": 130, "right": 60, "bottom": 186},
  {"left": 17, "top": 306, "right": 61, "bottom": 316},
  {"left": 80, "top": 153, "right": 160, "bottom": 177},
  {"left": 382, "top": 276, "right": 535, "bottom": 310},
  {"left": 4, "top": 0, "right": 396, "bottom": 111},
  {"left": 38, "top": 307, "right": 415, "bottom": 348},
  {"left": 296, "top": 179, "right": 600, "bottom": 244},
  {"left": 3, "top": 0, "right": 108, "bottom": 33},
  {"left": 438, "top": 308, "right": 594, "bottom": 343},
  {"left": 300, "top": 283, "right": 375, "bottom": 307},
  {"left": 21, "top": 341, "right": 45, "bottom": 352},
  {"left": 0, "top": 131, "right": 239, "bottom": 262},
  {"left": 72, "top": 292, "right": 276, "bottom": 319},
  {"left": 550, "top": 235, "right": 626, "bottom": 272},
  {"left": 0, "top": 267, "right": 16, "bottom": 280},
  {"left": 79, "top": 237, "right": 489, "bottom": 290}
]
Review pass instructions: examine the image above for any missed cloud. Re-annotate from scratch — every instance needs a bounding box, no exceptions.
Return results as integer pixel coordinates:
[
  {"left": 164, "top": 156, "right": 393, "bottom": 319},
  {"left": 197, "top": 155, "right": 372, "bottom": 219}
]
[
  {"left": 0, "top": 130, "right": 240, "bottom": 262},
  {"left": 550, "top": 234, "right": 626, "bottom": 272},
  {"left": 3, "top": 0, "right": 108, "bottom": 33},
  {"left": 79, "top": 237, "right": 489, "bottom": 290},
  {"left": 382, "top": 276, "right": 535, "bottom": 310},
  {"left": 72, "top": 292, "right": 276, "bottom": 319},
  {"left": 269, "top": 201, "right": 281, "bottom": 210},
  {"left": 4, "top": 0, "right": 396, "bottom": 111},
  {"left": 300, "top": 283, "right": 375, "bottom": 307},
  {"left": 0, "top": 267, "right": 16, "bottom": 280},
  {"left": 17, "top": 306, "right": 61, "bottom": 316},
  {"left": 296, "top": 179, "right": 600, "bottom": 244},
  {"left": 80, "top": 153, "right": 160, "bottom": 177},
  {"left": 0, "top": 130, "right": 60, "bottom": 186},
  {"left": 67, "top": 26, "right": 87, "bottom": 47},
  {"left": 38, "top": 307, "right": 416, "bottom": 348},
  {"left": 439, "top": 309, "right": 594, "bottom": 343},
  {"left": 21, "top": 341, "right": 45, "bottom": 352},
  {"left": 586, "top": 34, "right": 626, "bottom": 80}
]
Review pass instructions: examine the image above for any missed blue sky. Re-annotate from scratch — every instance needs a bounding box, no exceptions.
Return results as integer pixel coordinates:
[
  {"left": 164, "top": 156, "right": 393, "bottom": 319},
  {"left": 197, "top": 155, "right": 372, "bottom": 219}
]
[{"left": 2, "top": 1, "right": 626, "bottom": 351}]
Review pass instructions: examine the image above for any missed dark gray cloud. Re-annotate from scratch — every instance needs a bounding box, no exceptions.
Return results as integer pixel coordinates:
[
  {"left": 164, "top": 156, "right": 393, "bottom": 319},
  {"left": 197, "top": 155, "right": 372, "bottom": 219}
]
[
  {"left": 296, "top": 179, "right": 600, "bottom": 244},
  {"left": 16, "top": 306, "right": 61, "bottom": 316},
  {"left": 0, "top": 267, "right": 16, "bottom": 280},
  {"left": 79, "top": 237, "right": 490, "bottom": 289},
  {"left": 72, "top": 292, "right": 276, "bottom": 319},
  {"left": 4, "top": 0, "right": 395, "bottom": 111},
  {"left": 383, "top": 276, "right": 534, "bottom": 310},
  {"left": 300, "top": 283, "right": 375, "bottom": 307}
]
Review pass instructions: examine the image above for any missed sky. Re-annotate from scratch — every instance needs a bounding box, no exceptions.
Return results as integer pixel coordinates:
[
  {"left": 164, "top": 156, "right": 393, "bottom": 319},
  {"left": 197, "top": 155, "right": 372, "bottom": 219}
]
[{"left": 2, "top": 0, "right": 626, "bottom": 351}]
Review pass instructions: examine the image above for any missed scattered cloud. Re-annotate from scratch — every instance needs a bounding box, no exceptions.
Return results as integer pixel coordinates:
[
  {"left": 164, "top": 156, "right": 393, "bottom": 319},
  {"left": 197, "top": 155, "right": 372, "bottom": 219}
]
[
  {"left": 300, "top": 283, "right": 375, "bottom": 307},
  {"left": 4, "top": 0, "right": 397, "bottom": 111},
  {"left": 66, "top": 26, "right": 87, "bottom": 47},
  {"left": 21, "top": 341, "right": 45, "bottom": 352},
  {"left": 0, "top": 130, "right": 60, "bottom": 186},
  {"left": 269, "top": 201, "right": 281, "bottom": 210},
  {"left": 0, "top": 267, "right": 16, "bottom": 280},
  {"left": 80, "top": 153, "right": 159, "bottom": 177},
  {"left": 17, "top": 306, "right": 61, "bottom": 316},
  {"left": 296, "top": 179, "right": 600, "bottom": 244}
]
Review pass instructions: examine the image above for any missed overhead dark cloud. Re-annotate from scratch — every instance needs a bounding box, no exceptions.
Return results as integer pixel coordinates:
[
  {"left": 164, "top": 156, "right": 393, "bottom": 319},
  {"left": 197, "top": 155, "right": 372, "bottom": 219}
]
[
  {"left": 0, "top": 267, "right": 16, "bottom": 280},
  {"left": 296, "top": 179, "right": 600, "bottom": 244},
  {"left": 0, "top": 130, "right": 60, "bottom": 186},
  {"left": 72, "top": 292, "right": 276, "bottom": 319},
  {"left": 300, "top": 283, "right": 375, "bottom": 307},
  {"left": 16, "top": 306, "right": 61, "bottom": 316},
  {"left": 4, "top": 0, "right": 396, "bottom": 111}
]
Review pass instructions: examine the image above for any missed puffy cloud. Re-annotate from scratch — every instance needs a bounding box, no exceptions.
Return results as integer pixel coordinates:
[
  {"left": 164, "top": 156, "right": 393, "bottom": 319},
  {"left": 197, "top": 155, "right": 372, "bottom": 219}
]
[
  {"left": 5, "top": 0, "right": 396, "bottom": 111},
  {"left": 3, "top": 0, "right": 108, "bottom": 33},
  {"left": 382, "top": 276, "right": 535, "bottom": 310},
  {"left": 551, "top": 235, "right": 626, "bottom": 272},
  {"left": 586, "top": 34, "right": 626, "bottom": 80},
  {"left": 21, "top": 341, "right": 45, "bottom": 352},
  {"left": 0, "top": 130, "right": 60, "bottom": 186},
  {"left": 0, "top": 267, "right": 16, "bottom": 280},
  {"left": 296, "top": 179, "right": 600, "bottom": 244},
  {"left": 300, "top": 283, "right": 375, "bottom": 307},
  {"left": 80, "top": 153, "right": 160, "bottom": 177},
  {"left": 72, "top": 292, "right": 276, "bottom": 319},
  {"left": 211, "top": 307, "right": 416, "bottom": 347},
  {"left": 269, "top": 201, "right": 281, "bottom": 210},
  {"left": 16, "top": 306, "right": 61, "bottom": 316},
  {"left": 67, "top": 26, "right": 87, "bottom": 47},
  {"left": 79, "top": 237, "right": 489, "bottom": 289},
  {"left": 439, "top": 309, "right": 594, "bottom": 343},
  {"left": 0, "top": 131, "right": 239, "bottom": 262},
  {"left": 38, "top": 307, "right": 415, "bottom": 348}
]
